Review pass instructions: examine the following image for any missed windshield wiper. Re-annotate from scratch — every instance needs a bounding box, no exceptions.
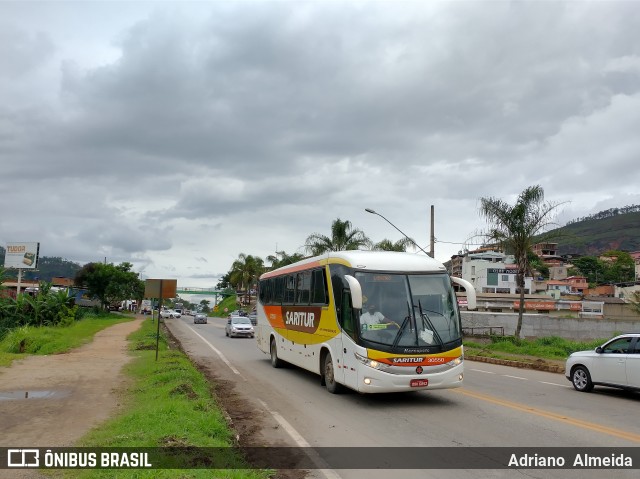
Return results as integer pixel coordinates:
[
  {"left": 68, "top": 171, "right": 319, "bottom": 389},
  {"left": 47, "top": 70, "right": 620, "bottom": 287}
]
[
  {"left": 392, "top": 302, "right": 416, "bottom": 348},
  {"left": 414, "top": 301, "right": 443, "bottom": 346}
]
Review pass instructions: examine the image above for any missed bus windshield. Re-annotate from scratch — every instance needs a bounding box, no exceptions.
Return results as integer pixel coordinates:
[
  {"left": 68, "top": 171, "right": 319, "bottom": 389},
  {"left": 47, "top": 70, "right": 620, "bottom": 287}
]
[{"left": 355, "top": 272, "right": 461, "bottom": 350}]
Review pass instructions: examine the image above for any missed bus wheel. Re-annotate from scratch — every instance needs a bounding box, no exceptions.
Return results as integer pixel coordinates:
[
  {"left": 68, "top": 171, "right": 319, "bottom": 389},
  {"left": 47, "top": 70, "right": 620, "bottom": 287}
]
[
  {"left": 270, "top": 338, "right": 282, "bottom": 368},
  {"left": 323, "top": 353, "right": 342, "bottom": 394}
]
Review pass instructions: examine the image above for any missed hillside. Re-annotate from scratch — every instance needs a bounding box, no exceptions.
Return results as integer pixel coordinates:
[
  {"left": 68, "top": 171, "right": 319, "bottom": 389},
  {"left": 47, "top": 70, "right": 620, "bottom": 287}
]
[{"left": 547, "top": 211, "right": 640, "bottom": 256}]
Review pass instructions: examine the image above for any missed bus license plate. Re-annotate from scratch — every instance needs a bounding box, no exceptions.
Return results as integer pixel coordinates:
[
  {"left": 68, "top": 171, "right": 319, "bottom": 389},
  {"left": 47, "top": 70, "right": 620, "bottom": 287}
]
[{"left": 410, "top": 379, "right": 429, "bottom": 388}]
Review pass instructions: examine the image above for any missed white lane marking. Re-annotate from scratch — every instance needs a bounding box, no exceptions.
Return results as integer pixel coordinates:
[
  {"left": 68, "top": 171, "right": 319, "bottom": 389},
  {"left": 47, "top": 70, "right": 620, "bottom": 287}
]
[
  {"left": 184, "top": 324, "right": 244, "bottom": 378},
  {"left": 470, "top": 368, "right": 572, "bottom": 388},
  {"left": 257, "top": 399, "right": 342, "bottom": 479},
  {"left": 540, "top": 381, "right": 572, "bottom": 388}
]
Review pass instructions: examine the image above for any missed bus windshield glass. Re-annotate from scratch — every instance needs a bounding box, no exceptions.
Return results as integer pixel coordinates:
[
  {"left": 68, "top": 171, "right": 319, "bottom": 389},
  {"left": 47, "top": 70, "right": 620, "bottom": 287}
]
[{"left": 355, "top": 272, "right": 461, "bottom": 349}]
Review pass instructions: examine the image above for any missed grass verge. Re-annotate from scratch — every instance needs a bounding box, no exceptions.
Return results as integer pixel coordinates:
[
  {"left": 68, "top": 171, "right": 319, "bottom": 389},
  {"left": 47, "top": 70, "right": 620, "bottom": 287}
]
[
  {"left": 0, "top": 314, "right": 132, "bottom": 367},
  {"left": 58, "top": 318, "right": 272, "bottom": 479},
  {"left": 464, "top": 335, "right": 606, "bottom": 363}
]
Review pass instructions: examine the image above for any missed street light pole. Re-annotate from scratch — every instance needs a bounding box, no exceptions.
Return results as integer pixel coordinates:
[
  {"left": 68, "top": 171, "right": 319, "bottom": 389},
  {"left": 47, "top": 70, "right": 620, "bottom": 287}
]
[
  {"left": 365, "top": 208, "right": 431, "bottom": 256},
  {"left": 429, "top": 204, "right": 435, "bottom": 258}
]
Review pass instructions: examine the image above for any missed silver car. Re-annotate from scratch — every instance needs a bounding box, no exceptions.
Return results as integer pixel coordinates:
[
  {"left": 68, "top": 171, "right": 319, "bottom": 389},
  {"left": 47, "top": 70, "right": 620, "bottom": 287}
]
[
  {"left": 225, "top": 316, "right": 255, "bottom": 338},
  {"left": 565, "top": 333, "right": 640, "bottom": 392},
  {"left": 193, "top": 313, "right": 207, "bottom": 324}
]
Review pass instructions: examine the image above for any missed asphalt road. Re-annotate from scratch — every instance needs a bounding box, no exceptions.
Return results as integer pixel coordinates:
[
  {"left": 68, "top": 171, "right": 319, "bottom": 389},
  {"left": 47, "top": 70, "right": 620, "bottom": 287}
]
[{"left": 165, "top": 315, "right": 640, "bottom": 479}]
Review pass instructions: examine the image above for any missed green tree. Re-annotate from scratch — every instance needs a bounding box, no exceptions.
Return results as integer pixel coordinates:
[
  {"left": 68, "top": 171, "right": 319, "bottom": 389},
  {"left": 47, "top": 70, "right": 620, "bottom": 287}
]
[
  {"left": 600, "top": 250, "right": 635, "bottom": 283},
  {"left": 200, "top": 299, "right": 211, "bottom": 313},
  {"left": 569, "top": 256, "right": 606, "bottom": 285},
  {"left": 304, "top": 218, "right": 371, "bottom": 255},
  {"left": 216, "top": 272, "right": 231, "bottom": 290},
  {"left": 74, "top": 262, "right": 144, "bottom": 310},
  {"left": 479, "top": 185, "right": 563, "bottom": 338},
  {"left": 266, "top": 251, "right": 306, "bottom": 270},
  {"left": 569, "top": 252, "right": 634, "bottom": 285},
  {"left": 372, "top": 238, "right": 415, "bottom": 252},
  {"left": 527, "top": 251, "right": 549, "bottom": 279}
]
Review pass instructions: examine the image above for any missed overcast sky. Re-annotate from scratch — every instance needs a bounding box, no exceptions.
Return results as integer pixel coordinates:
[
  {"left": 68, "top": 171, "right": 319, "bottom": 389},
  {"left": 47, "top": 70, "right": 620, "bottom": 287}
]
[{"left": 2, "top": 0, "right": 640, "bottom": 289}]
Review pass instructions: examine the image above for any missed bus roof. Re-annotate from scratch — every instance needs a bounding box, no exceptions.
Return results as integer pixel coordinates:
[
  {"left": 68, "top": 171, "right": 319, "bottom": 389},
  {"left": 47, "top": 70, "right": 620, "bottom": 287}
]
[{"left": 260, "top": 250, "right": 447, "bottom": 279}]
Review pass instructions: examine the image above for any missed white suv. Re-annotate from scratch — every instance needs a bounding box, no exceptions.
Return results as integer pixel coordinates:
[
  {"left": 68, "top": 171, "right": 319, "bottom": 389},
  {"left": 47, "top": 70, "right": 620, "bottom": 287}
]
[{"left": 566, "top": 333, "right": 640, "bottom": 392}]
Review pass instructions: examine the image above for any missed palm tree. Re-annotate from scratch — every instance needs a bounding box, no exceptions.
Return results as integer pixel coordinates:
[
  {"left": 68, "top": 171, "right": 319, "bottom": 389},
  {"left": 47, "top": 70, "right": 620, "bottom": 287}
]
[
  {"left": 229, "top": 254, "right": 265, "bottom": 305},
  {"left": 372, "top": 238, "right": 416, "bottom": 252},
  {"left": 479, "top": 185, "right": 563, "bottom": 338},
  {"left": 305, "top": 218, "right": 371, "bottom": 255},
  {"left": 266, "top": 251, "right": 305, "bottom": 270}
]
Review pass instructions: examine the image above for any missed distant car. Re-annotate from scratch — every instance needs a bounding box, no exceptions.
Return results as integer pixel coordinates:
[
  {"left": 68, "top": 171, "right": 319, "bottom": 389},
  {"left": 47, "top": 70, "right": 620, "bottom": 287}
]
[
  {"left": 160, "top": 309, "right": 181, "bottom": 319},
  {"left": 225, "top": 316, "right": 255, "bottom": 338},
  {"left": 193, "top": 313, "right": 207, "bottom": 324},
  {"left": 248, "top": 310, "right": 257, "bottom": 325},
  {"left": 565, "top": 333, "right": 640, "bottom": 392}
]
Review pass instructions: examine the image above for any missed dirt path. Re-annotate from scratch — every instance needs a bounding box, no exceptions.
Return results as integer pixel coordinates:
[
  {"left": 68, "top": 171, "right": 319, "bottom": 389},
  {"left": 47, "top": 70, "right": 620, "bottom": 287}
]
[
  {"left": 0, "top": 318, "right": 143, "bottom": 462},
  {"left": 0, "top": 316, "right": 305, "bottom": 479}
]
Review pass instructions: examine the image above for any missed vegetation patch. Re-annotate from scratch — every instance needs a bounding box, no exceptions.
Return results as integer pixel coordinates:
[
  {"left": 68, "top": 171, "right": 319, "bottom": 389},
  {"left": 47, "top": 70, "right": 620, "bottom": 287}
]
[
  {"left": 170, "top": 383, "right": 199, "bottom": 400},
  {"left": 64, "top": 318, "right": 271, "bottom": 479},
  {"left": 0, "top": 315, "right": 131, "bottom": 367},
  {"left": 211, "top": 295, "right": 241, "bottom": 318},
  {"left": 464, "top": 335, "right": 606, "bottom": 362}
]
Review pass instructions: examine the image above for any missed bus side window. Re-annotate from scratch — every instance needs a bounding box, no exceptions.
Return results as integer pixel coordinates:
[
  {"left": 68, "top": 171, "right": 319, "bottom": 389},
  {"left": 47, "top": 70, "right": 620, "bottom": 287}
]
[
  {"left": 340, "top": 290, "right": 355, "bottom": 338},
  {"left": 311, "top": 269, "right": 328, "bottom": 305},
  {"left": 259, "top": 280, "right": 268, "bottom": 304},
  {"left": 284, "top": 275, "right": 296, "bottom": 304},
  {"left": 329, "top": 264, "right": 350, "bottom": 318},
  {"left": 273, "top": 277, "right": 284, "bottom": 304},
  {"left": 296, "top": 271, "right": 311, "bottom": 304}
]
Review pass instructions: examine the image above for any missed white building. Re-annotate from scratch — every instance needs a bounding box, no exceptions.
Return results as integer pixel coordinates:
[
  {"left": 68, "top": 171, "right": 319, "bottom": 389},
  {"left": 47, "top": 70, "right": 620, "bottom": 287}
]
[{"left": 461, "top": 250, "right": 533, "bottom": 294}]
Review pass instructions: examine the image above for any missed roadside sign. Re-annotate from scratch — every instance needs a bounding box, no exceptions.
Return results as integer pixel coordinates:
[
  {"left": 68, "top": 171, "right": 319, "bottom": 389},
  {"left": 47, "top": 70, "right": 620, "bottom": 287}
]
[
  {"left": 4, "top": 242, "right": 40, "bottom": 269},
  {"left": 144, "top": 279, "right": 177, "bottom": 299}
]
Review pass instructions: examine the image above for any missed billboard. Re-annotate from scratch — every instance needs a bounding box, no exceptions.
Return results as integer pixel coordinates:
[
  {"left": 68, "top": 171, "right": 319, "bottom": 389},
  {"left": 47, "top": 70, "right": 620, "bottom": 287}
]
[{"left": 4, "top": 242, "right": 40, "bottom": 269}]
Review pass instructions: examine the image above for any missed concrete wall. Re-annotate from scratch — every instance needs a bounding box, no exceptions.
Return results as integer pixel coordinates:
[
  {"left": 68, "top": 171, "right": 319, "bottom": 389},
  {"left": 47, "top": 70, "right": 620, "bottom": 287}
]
[
  {"left": 462, "top": 311, "right": 640, "bottom": 341},
  {"left": 603, "top": 302, "right": 640, "bottom": 321}
]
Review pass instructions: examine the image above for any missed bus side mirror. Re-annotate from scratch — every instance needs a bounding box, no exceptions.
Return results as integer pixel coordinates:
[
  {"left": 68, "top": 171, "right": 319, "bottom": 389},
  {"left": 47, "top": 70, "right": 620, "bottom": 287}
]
[
  {"left": 451, "top": 276, "right": 476, "bottom": 310},
  {"left": 344, "top": 275, "right": 363, "bottom": 309}
]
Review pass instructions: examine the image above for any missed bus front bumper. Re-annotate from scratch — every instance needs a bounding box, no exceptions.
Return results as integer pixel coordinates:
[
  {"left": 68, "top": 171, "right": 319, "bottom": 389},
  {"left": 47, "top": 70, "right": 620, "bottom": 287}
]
[{"left": 355, "top": 362, "right": 464, "bottom": 393}]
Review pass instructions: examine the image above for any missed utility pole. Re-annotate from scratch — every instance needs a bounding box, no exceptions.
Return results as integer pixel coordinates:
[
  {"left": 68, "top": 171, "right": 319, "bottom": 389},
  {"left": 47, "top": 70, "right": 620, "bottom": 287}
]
[{"left": 429, "top": 205, "right": 435, "bottom": 258}]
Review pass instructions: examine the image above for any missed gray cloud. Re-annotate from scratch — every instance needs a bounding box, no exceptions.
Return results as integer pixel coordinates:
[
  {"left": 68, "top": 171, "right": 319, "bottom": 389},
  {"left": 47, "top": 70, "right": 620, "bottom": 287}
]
[{"left": 2, "top": 1, "right": 640, "bottom": 286}]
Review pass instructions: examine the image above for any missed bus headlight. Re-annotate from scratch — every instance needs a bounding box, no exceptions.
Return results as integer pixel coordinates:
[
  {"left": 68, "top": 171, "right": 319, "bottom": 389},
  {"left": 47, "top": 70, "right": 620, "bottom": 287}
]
[
  {"left": 354, "top": 352, "right": 390, "bottom": 370},
  {"left": 450, "top": 355, "right": 463, "bottom": 367}
]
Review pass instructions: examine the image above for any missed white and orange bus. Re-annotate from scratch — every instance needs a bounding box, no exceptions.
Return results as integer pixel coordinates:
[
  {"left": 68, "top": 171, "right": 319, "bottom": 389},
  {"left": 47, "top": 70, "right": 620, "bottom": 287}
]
[{"left": 256, "top": 250, "right": 476, "bottom": 393}]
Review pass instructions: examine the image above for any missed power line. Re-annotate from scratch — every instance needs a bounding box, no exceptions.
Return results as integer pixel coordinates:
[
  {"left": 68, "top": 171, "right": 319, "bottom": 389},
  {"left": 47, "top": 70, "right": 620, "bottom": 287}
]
[{"left": 435, "top": 239, "right": 487, "bottom": 246}]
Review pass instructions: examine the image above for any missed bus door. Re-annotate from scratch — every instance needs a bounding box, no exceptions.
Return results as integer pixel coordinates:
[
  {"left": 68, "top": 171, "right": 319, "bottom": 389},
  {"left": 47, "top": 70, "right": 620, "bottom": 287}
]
[{"left": 338, "top": 289, "right": 359, "bottom": 390}]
